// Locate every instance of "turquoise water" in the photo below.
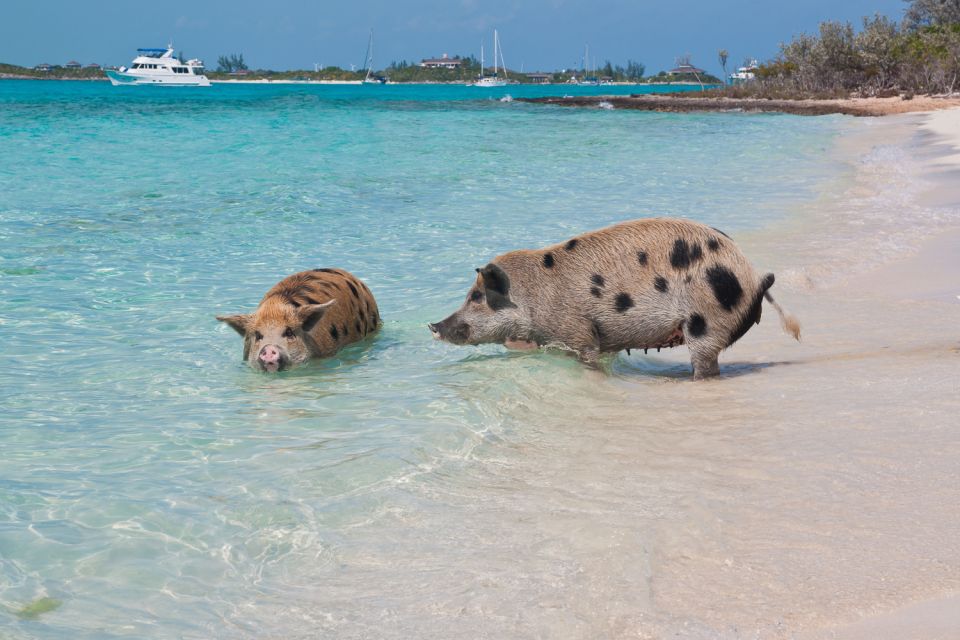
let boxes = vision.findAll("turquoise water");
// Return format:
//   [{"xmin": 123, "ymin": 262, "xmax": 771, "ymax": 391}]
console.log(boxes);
[{"xmin": 1, "ymin": 80, "xmax": 844, "ymax": 638}]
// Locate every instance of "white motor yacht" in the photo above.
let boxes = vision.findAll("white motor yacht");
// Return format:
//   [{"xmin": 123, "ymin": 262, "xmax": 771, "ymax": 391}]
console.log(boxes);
[{"xmin": 106, "ymin": 45, "xmax": 210, "ymax": 86}]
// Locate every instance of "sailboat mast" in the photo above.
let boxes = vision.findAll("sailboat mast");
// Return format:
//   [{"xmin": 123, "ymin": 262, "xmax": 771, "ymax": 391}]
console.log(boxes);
[{"xmin": 493, "ymin": 30, "xmax": 498, "ymax": 77}]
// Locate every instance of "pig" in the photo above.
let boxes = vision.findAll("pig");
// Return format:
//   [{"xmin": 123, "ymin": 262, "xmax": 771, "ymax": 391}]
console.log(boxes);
[
  {"xmin": 429, "ymin": 218, "xmax": 800, "ymax": 379},
  {"xmin": 217, "ymin": 268, "xmax": 380, "ymax": 372}
]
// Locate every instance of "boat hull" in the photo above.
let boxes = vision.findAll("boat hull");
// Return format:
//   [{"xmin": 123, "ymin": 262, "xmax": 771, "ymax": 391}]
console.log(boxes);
[{"xmin": 105, "ymin": 69, "xmax": 211, "ymax": 87}]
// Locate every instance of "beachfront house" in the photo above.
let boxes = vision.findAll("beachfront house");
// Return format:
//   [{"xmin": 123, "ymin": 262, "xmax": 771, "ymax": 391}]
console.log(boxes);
[
  {"xmin": 668, "ymin": 61, "xmax": 705, "ymax": 80},
  {"xmin": 420, "ymin": 54, "xmax": 462, "ymax": 69},
  {"xmin": 65, "ymin": 60, "xmax": 82, "ymax": 69},
  {"xmin": 527, "ymin": 73, "xmax": 551, "ymax": 84},
  {"xmin": 34, "ymin": 63, "xmax": 53, "ymax": 72},
  {"xmin": 85, "ymin": 63, "xmax": 102, "ymax": 70}
]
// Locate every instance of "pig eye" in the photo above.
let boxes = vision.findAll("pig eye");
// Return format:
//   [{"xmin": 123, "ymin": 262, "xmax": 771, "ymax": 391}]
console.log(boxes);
[
  {"xmin": 283, "ymin": 327, "xmax": 295, "ymax": 339},
  {"xmin": 254, "ymin": 331, "xmax": 263, "ymax": 341},
  {"xmin": 469, "ymin": 290, "xmax": 483, "ymax": 302}
]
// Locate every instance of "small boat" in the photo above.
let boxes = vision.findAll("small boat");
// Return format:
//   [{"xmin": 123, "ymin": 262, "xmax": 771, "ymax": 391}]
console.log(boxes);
[
  {"xmin": 106, "ymin": 44, "xmax": 210, "ymax": 86},
  {"xmin": 362, "ymin": 29, "xmax": 387, "ymax": 84},
  {"xmin": 473, "ymin": 30, "xmax": 508, "ymax": 87}
]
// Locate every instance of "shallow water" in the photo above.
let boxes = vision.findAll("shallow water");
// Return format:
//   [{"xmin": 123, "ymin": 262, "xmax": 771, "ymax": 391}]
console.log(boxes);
[{"xmin": 1, "ymin": 81, "xmax": 958, "ymax": 638}]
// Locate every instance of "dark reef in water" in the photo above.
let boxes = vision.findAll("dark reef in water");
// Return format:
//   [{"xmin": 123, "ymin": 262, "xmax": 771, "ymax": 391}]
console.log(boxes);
[{"xmin": 516, "ymin": 94, "xmax": 960, "ymax": 117}]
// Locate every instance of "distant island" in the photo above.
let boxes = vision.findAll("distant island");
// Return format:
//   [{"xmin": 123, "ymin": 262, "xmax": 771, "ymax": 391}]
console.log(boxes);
[{"xmin": 0, "ymin": 54, "xmax": 723, "ymax": 86}]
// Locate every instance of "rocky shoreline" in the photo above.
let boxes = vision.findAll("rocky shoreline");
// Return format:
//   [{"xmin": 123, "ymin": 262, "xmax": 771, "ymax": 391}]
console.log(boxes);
[{"xmin": 517, "ymin": 94, "xmax": 960, "ymax": 117}]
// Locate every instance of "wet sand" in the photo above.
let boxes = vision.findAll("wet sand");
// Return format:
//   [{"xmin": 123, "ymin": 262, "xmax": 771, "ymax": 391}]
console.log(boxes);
[{"xmin": 519, "ymin": 94, "xmax": 960, "ymax": 117}]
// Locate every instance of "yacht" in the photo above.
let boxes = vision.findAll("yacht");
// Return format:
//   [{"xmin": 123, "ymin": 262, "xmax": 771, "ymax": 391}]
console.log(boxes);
[
  {"xmin": 730, "ymin": 59, "xmax": 759, "ymax": 84},
  {"xmin": 106, "ymin": 45, "xmax": 210, "ymax": 86},
  {"xmin": 473, "ymin": 30, "xmax": 508, "ymax": 87},
  {"xmin": 361, "ymin": 29, "xmax": 388, "ymax": 84}
]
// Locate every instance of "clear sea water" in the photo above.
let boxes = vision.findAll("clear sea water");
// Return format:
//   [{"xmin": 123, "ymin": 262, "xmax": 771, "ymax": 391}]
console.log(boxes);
[{"xmin": 0, "ymin": 80, "xmax": 852, "ymax": 638}]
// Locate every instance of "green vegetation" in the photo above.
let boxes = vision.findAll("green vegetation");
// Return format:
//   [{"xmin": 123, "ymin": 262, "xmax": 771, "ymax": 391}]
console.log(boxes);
[
  {"xmin": 0, "ymin": 62, "xmax": 104, "ymax": 79},
  {"xmin": 383, "ymin": 56, "xmax": 478, "ymax": 83},
  {"xmin": 15, "ymin": 597, "xmax": 62, "ymax": 620},
  {"xmin": 205, "ymin": 66, "xmax": 366, "ymax": 81},
  {"xmin": 216, "ymin": 53, "xmax": 248, "ymax": 73},
  {"xmin": 717, "ymin": 0, "xmax": 960, "ymax": 97}
]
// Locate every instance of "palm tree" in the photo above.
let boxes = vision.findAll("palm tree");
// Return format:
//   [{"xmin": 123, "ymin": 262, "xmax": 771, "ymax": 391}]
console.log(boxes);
[{"xmin": 718, "ymin": 49, "xmax": 729, "ymax": 85}]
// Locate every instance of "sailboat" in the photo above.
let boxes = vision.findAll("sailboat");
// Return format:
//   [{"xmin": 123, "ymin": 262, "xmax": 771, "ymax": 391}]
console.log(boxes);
[
  {"xmin": 473, "ymin": 30, "xmax": 508, "ymax": 87},
  {"xmin": 362, "ymin": 29, "xmax": 387, "ymax": 84},
  {"xmin": 580, "ymin": 44, "xmax": 599, "ymax": 86}
]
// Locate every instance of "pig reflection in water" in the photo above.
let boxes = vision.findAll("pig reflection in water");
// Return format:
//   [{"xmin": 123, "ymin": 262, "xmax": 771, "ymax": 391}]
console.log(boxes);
[
  {"xmin": 218, "ymin": 269, "xmax": 380, "ymax": 372},
  {"xmin": 429, "ymin": 218, "xmax": 800, "ymax": 379}
]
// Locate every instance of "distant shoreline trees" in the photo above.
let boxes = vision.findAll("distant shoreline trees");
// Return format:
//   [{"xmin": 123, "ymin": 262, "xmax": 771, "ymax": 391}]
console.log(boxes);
[
  {"xmin": 728, "ymin": 0, "xmax": 960, "ymax": 96},
  {"xmin": 216, "ymin": 54, "xmax": 248, "ymax": 73}
]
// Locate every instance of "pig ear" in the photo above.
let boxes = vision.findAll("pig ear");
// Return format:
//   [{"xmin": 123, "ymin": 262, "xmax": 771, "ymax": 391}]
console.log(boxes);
[
  {"xmin": 479, "ymin": 263, "xmax": 510, "ymax": 296},
  {"xmin": 216, "ymin": 314, "xmax": 251, "ymax": 336},
  {"xmin": 478, "ymin": 263, "xmax": 515, "ymax": 310},
  {"xmin": 298, "ymin": 300, "xmax": 336, "ymax": 333}
]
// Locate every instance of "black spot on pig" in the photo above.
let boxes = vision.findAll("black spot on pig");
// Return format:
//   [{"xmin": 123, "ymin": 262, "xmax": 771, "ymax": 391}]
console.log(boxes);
[
  {"xmin": 329, "ymin": 325, "xmax": 339, "ymax": 341},
  {"xmin": 727, "ymin": 292, "xmax": 763, "ymax": 348},
  {"xmin": 543, "ymin": 253, "xmax": 555, "ymax": 268},
  {"xmin": 654, "ymin": 276, "xmax": 668, "ymax": 293},
  {"xmin": 590, "ymin": 287, "xmax": 602, "ymax": 298},
  {"xmin": 591, "ymin": 274, "xmax": 605, "ymax": 286},
  {"xmin": 565, "ymin": 238, "xmax": 579, "ymax": 251},
  {"xmin": 708, "ymin": 237, "xmax": 721, "ymax": 252},
  {"xmin": 614, "ymin": 293, "xmax": 634, "ymax": 312},
  {"xmin": 706, "ymin": 265, "xmax": 744, "ymax": 311},
  {"xmin": 637, "ymin": 251, "xmax": 648, "ymax": 266},
  {"xmin": 469, "ymin": 289, "xmax": 483, "ymax": 302},
  {"xmin": 689, "ymin": 243, "xmax": 703, "ymax": 263},
  {"xmin": 671, "ymin": 239, "xmax": 692, "ymax": 269},
  {"xmin": 688, "ymin": 313, "xmax": 707, "ymax": 338}
]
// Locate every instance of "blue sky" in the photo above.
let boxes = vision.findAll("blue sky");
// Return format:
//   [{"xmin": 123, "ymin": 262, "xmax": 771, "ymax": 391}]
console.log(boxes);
[{"xmin": 2, "ymin": 0, "xmax": 908, "ymax": 73}]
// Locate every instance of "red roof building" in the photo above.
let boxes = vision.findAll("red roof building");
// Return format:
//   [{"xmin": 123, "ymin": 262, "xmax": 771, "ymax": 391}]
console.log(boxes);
[{"xmin": 420, "ymin": 54, "xmax": 462, "ymax": 69}]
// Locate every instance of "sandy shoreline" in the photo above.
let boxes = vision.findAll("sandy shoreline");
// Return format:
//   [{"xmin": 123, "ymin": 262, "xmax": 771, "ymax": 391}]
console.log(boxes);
[
  {"xmin": 519, "ymin": 93, "xmax": 960, "ymax": 116},
  {"xmin": 725, "ymin": 110, "xmax": 960, "ymax": 637},
  {"xmin": 802, "ymin": 111, "xmax": 960, "ymax": 636}
]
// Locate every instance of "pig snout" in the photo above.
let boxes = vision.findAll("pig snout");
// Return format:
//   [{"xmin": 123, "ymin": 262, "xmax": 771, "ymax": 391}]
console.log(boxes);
[
  {"xmin": 257, "ymin": 344, "xmax": 286, "ymax": 372},
  {"xmin": 428, "ymin": 316, "xmax": 470, "ymax": 344}
]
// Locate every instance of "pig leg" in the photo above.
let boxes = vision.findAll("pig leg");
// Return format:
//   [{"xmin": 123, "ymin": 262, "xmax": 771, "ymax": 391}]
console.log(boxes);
[
  {"xmin": 683, "ymin": 315, "xmax": 721, "ymax": 379},
  {"xmin": 570, "ymin": 321, "xmax": 604, "ymax": 367},
  {"xmin": 690, "ymin": 350, "xmax": 720, "ymax": 379}
]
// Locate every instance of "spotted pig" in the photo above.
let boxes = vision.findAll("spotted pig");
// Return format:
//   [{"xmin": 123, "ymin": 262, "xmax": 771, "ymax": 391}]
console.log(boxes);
[
  {"xmin": 217, "ymin": 268, "xmax": 380, "ymax": 372},
  {"xmin": 429, "ymin": 218, "xmax": 800, "ymax": 379}
]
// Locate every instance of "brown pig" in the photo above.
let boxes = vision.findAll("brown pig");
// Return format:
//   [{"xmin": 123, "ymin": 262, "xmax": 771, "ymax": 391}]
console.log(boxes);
[
  {"xmin": 217, "ymin": 269, "xmax": 380, "ymax": 372},
  {"xmin": 429, "ymin": 218, "xmax": 800, "ymax": 379}
]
